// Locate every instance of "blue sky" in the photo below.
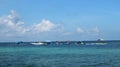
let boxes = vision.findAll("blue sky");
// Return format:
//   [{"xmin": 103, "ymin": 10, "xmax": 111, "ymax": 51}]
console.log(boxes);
[{"xmin": 0, "ymin": 0, "xmax": 120, "ymax": 42}]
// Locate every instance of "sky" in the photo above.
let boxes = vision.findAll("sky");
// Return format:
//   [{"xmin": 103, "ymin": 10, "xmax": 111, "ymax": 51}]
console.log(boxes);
[{"xmin": 0, "ymin": 0, "xmax": 120, "ymax": 42}]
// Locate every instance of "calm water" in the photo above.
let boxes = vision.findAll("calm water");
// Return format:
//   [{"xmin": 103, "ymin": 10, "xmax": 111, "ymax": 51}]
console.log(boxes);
[{"xmin": 0, "ymin": 43, "xmax": 120, "ymax": 67}]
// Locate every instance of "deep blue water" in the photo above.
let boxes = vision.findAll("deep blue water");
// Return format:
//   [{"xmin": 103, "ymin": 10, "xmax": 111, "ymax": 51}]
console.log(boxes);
[{"xmin": 0, "ymin": 43, "xmax": 120, "ymax": 67}]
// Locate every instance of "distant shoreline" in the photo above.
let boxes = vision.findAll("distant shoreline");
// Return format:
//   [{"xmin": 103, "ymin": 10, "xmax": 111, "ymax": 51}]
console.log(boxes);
[
  {"xmin": 0, "ymin": 40, "xmax": 120, "ymax": 46},
  {"xmin": 0, "ymin": 40, "xmax": 120, "ymax": 43}
]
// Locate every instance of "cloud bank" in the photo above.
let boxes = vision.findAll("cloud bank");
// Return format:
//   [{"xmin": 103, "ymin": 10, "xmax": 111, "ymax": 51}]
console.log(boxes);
[
  {"xmin": 0, "ymin": 10, "xmax": 102, "ymax": 41},
  {"xmin": 0, "ymin": 10, "xmax": 63, "ymax": 36}
]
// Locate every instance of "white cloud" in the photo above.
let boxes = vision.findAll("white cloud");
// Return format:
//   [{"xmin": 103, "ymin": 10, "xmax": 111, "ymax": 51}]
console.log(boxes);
[
  {"xmin": 76, "ymin": 27, "xmax": 101, "ymax": 34},
  {"xmin": 0, "ymin": 10, "xmax": 28, "ymax": 36},
  {"xmin": 0, "ymin": 10, "xmax": 104, "ymax": 41},
  {"xmin": 33, "ymin": 19, "xmax": 63, "ymax": 32},
  {"xmin": 76, "ymin": 27, "xmax": 84, "ymax": 33},
  {"xmin": 0, "ymin": 10, "xmax": 63, "ymax": 38}
]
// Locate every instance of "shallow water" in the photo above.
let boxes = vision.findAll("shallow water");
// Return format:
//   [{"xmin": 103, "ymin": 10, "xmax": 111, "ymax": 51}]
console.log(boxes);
[{"xmin": 0, "ymin": 43, "xmax": 120, "ymax": 67}]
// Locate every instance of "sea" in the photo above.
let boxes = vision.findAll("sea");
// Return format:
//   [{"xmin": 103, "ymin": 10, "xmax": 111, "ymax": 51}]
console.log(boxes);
[{"xmin": 0, "ymin": 42, "xmax": 120, "ymax": 67}]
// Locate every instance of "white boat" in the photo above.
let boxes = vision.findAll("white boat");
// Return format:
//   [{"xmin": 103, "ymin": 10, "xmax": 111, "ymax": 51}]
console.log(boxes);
[{"xmin": 31, "ymin": 42, "xmax": 44, "ymax": 45}]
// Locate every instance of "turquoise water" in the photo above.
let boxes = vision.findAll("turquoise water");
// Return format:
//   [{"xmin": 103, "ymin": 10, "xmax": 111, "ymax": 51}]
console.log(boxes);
[{"xmin": 0, "ymin": 44, "xmax": 120, "ymax": 67}]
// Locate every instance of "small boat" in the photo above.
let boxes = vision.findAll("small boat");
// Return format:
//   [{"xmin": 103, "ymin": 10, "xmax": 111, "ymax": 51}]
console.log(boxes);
[
  {"xmin": 17, "ymin": 41, "xmax": 24, "ymax": 45},
  {"xmin": 31, "ymin": 42, "xmax": 44, "ymax": 45}
]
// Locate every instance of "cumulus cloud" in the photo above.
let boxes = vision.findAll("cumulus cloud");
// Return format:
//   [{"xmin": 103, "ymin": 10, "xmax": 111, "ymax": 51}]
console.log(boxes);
[
  {"xmin": 0, "ymin": 10, "xmax": 28, "ymax": 37},
  {"xmin": 33, "ymin": 19, "xmax": 63, "ymax": 32},
  {"xmin": 0, "ymin": 10, "xmax": 63, "ymax": 38}
]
